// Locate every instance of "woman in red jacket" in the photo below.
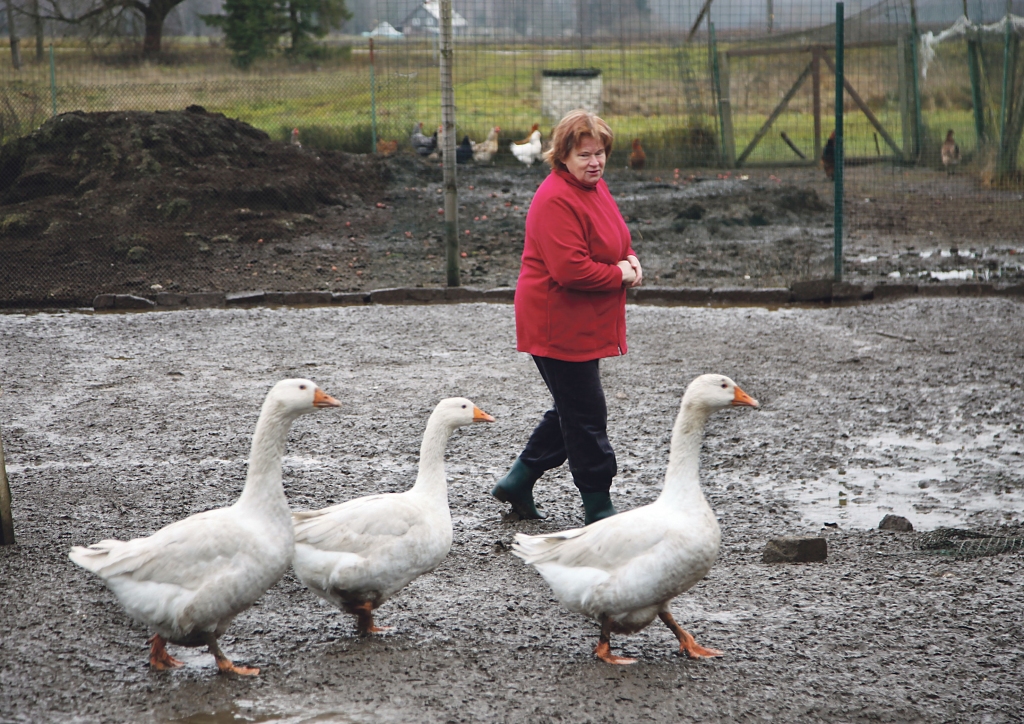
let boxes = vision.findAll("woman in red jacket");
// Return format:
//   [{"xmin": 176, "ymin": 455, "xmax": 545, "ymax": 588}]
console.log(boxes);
[{"xmin": 492, "ymin": 110, "xmax": 642, "ymax": 525}]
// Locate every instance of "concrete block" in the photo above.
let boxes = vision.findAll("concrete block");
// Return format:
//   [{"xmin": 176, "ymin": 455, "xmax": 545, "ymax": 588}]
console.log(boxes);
[
  {"xmin": 264, "ymin": 292, "xmax": 286, "ymax": 304},
  {"xmin": 332, "ymin": 292, "xmax": 368, "ymax": 306},
  {"xmin": 156, "ymin": 292, "xmax": 187, "ymax": 307},
  {"xmin": 872, "ymin": 283, "xmax": 918, "ymax": 300},
  {"xmin": 632, "ymin": 287, "xmax": 712, "ymax": 305},
  {"xmin": 791, "ymin": 279, "xmax": 833, "ymax": 302},
  {"xmin": 186, "ymin": 292, "xmax": 225, "ymax": 308},
  {"xmin": 482, "ymin": 287, "xmax": 515, "ymax": 302},
  {"xmin": 917, "ymin": 285, "xmax": 959, "ymax": 297},
  {"xmin": 445, "ymin": 286, "xmax": 486, "ymax": 302},
  {"xmin": 762, "ymin": 536, "xmax": 828, "ymax": 563},
  {"xmin": 711, "ymin": 287, "xmax": 793, "ymax": 305},
  {"xmin": 226, "ymin": 291, "xmax": 266, "ymax": 305},
  {"xmin": 403, "ymin": 288, "xmax": 446, "ymax": 303},
  {"xmin": 282, "ymin": 291, "xmax": 332, "ymax": 306},
  {"xmin": 997, "ymin": 284, "xmax": 1024, "ymax": 297},
  {"xmin": 831, "ymin": 282, "xmax": 871, "ymax": 301},
  {"xmin": 369, "ymin": 288, "xmax": 409, "ymax": 304},
  {"xmin": 113, "ymin": 294, "xmax": 156, "ymax": 310},
  {"xmin": 93, "ymin": 294, "xmax": 116, "ymax": 310},
  {"xmin": 958, "ymin": 283, "xmax": 994, "ymax": 297}
]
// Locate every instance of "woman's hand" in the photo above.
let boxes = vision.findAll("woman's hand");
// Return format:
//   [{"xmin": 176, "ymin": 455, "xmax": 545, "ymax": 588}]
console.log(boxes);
[
  {"xmin": 626, "ymin": 255, "xmax": 643, "ymax": 287},
  {"xmin": 617, "ymin": 260, "xmax": 637, "ymax": 285}
]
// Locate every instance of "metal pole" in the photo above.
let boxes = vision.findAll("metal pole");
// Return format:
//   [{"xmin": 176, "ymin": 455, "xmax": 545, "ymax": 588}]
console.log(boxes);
[
  {"xmin": 49, "ymin": 44, "xmax": 57, "ymax": 116},
  {"xmin": 834, "ymin": 2, "xmax": 844, "ymax": 283},
  {"xmin": 963, "ymin": 0, "xmax": 986, "ymax": 144},
  {"xmin": 0, "ymin": 423, "xmax": 14, "ymax": 546},
  {"xmin": 909, "ymin": 0, "xmax": 922, "ymax": 159},
  {"xmin": 999, "ymin": 2, "xmax": 1012, "ymax": 151},
  {"xmin": 439, "ymin": 0, "xmax": 459, "ymax": 287},
  {"xmin": 369, "ymin": 39, "xmax": 377, "ymax": 154}
]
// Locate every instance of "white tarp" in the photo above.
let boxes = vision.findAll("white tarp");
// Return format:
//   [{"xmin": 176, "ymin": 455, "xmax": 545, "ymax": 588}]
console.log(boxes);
[{"xmin": 920, "ymin": 13, "xmax": 1024, "ymax": 78}]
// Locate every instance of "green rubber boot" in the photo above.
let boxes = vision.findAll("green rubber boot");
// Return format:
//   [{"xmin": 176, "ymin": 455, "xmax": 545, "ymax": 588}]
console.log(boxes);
[
  {"xmin": 491, "ymin": 458, "xmax": 547, "ymax": 519},
  {"xmin": 581, "ymin": 490, "xmax": 617, "ymax": 525}
]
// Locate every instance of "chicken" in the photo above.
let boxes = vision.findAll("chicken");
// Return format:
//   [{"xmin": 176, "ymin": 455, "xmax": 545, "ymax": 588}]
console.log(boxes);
[
  {"xmin": 456, "ymin": 135, "xmax": 473, "ymax": 164},
  {"xmin": 941, "ymin": 129, "xmax": 960, "ymax": 172},
  {"xmin": 376, "ymin": 139, "xmax": 399, "ymax": 156},
  {"xmin": 822, "ymin": 130, "xmax": 836, "ymax": 181},
  {"xmin": 628, "ymin": 138, "xmax": 646, "ymax": 170},
  {"xmin": 429, "ymin": 125, "xmax": 445, "ymax": 160},
  {"xmin": 511, "ymin": 130, "xmax": 543, "ymax": 166},
  {"xmin": 515, "ymin": 123, "xmax": 540, "ymax": 145},
  {"xmin": 471, "ymin": 126, "xmax": 500, "ymax": 163},
  {"xmin": 290, "ymin": 128, "xmax": 301, "ymax": 148},
  {"xmin": 411, "ymin": 122, "xmax": 437, "ymax": 156}
]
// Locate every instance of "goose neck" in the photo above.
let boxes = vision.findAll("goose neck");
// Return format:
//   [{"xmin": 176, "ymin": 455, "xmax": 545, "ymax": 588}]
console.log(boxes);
[
  {"xmin": 411, "ymin": 415, "xmax": 455, "ymax": 500},
  {"xmin": 236, "ymin": 401, "xmax": 294, "ymax": 513},
  {"xmin": 659, "ymin": 399, "xmax": 711, "ymax": 508}
]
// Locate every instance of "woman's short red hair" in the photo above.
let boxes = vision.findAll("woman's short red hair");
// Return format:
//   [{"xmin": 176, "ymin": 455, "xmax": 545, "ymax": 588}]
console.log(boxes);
[{"xmin": 543, "ymin": 109, "xmax": 614, "ymax": 170}]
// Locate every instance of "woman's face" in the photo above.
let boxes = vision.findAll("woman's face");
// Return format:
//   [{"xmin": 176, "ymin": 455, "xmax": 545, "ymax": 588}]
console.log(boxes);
[{"xmin": 564, "ymin": 135, "xmax": 607, "ymax": 186}]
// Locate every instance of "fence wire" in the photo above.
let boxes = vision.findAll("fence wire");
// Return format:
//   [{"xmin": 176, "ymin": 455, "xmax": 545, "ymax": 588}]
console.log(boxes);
[{"xmin": 1, "ymin": 0, "xmax": 1022, "ymax": 305}]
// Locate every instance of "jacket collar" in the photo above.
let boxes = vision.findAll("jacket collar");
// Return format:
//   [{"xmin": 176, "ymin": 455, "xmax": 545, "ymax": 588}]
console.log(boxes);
[{"xmin": 554, "ymin": 168, "xmax": 600, "ymax": 192}]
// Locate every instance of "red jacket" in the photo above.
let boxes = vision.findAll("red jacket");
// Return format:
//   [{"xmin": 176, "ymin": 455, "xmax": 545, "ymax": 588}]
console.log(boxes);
[{"xmin": 515, "ymin": 169, "xmax": 636, "ymax": 362}]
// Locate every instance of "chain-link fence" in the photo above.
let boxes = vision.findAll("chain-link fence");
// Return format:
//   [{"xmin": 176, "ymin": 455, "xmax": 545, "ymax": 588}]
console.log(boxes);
[{"xmin": 1, "ymin": 0, "xmax": 1022, "ymax": 305}]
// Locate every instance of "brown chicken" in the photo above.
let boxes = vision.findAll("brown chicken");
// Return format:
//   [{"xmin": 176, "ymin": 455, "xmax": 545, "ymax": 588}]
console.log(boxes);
[
  {"xmin": 628, "ymin": 138, "xmax": 646, "ymax": 170},
  {"xmin": 822, "ymin": 130, "xmax": 836, "ymax": 180},
  {"xmin": 376, "ymin": 139, "xmax": 399, "ymax": 156},
  {"xmin": 941, "ymin": 129, "xmax": 961, "ymax": 172}
]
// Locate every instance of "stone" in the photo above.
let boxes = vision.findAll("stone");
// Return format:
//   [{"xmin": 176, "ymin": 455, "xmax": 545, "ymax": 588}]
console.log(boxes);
[
  {"xmin": 917, "ymin": 285, "xmax": 959, "ymax": 297},
  {"xmin": 710, "ymin": 287, "xmax": 792, "ymax": 305},
  {"xmin": 957, "ymin": 283, "xmax": 994, "ymax": 297},
  {"xmin": 185, "ymin": 292, "xmax": 225, "ymax": 308},
  {"xmin": 93, "ymin": 294, "xmax": 115, "ymax": 310},
  {"xmin": 762, "ymin": 536, "xmax": 828, "ymax": 563},
  {"xmin": 878, "ymin": 514, "xmax": 914, "ymax": 532},
  {"xmin": 997, "ymin": 284, "xmax": 1024, "ymax": 297},
  {"xmin": 632, "ymin": 287, "xmax": 712, "ymax": 305},
  {"xmin": 482, "ymin": 287, "xmax": 515, "ymax": 302},
  {"xmin": 790, "ymin": 279, "xmax": 832, "ymax": 302},
  {"xmin": 445, "ymin": 287, "xmax": 486, "ymax": 302},
  {"xmin": 282, "ymin": 291, "xmax": 332, "ymax": 306},
  {"xmin": 155, "ymin": 292, "xmax": 187, "ymax": 307},
  {"xmin": 113, "ymin": 294, "xmax": 156, "ymax": 310},
  {"xmin": 368, "ymin": 287, "xmax": 409, "ymax": 304},
  {"xmin": 872, "ymin": 283, "xmax": 918, "ymax": 300},
  {"xmin": 264, "ymin": 292, "xmax": 286, "ymax": 305}
]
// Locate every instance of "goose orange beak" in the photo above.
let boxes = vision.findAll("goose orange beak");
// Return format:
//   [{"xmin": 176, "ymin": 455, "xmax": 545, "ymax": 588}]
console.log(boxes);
[
  {"xmin": 313, "ymin": 389, "xmax": 341, "ymax": 408},
  {"xmin": 473, "ymin": 406, "xmax": 495, "ymax": 422},
  {"xmin": 732, "ymin": 385, "xmax": 758, "ymax": 408}
]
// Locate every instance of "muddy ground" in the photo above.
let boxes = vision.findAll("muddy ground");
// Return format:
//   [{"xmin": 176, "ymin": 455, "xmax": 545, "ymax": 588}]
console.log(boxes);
[
  {"xmin": 1, "ymin": 297, "xmax": 1022, "ymax": 723},
  {"xmin": 1, "ymin": 110, "xmax": 1022, "ymax": 308}
]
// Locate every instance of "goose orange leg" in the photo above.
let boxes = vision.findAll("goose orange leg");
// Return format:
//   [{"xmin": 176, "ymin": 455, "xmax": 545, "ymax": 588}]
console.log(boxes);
[
  {"xmin": 347, "ymin": 601, "xmax": 392, "ymax": 635},
  {"xmin": 594, "ymin": 618, "xmax": 637, "ymax": 665},
  {"xmin": 205, "ymin": 634, "xmax": 259, "ymax": 676},
  {"xmin": 148, "ymin": 634, "xmax": 184, "ymax": 670},
  {"xmin": 659, "ymin": 611, "xmax": 722, "ymax": 659}
]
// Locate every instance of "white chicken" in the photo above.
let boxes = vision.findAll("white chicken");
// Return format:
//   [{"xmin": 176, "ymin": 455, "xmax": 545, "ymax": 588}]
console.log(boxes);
[
  {"xmin": 471, "ymin": 126, "xmax": 500, "ymax": 163},
  {"xmin": 511, "ymin": 130, "xmax": 543, "ymax": 166}
]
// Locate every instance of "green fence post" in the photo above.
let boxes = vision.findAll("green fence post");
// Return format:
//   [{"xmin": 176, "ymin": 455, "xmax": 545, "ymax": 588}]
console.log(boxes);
[
  {"xmin": 709, "ymin": 22, "xmax": 727, "ymax": 164},
  {"xmin": 0, "ymin": 422, "xmax": 14, "ymax": 546},
  {"xmin": 909, "ymin": 0, "xmax": 923, "ymax": 159},
  {"xmin": 834, "ymin": 2, "xmax": 844, "ymax": 283},
  {"xmin": 49, "ymin": 44, "xmax": 56, "ymax": 116},
  {"xmin": 369, "ymin": 38, "xmax": 378, "ymax": 154},
  {"xmin": 998, "ymin": 5, "xmax": 1013, "ymax": 165}
]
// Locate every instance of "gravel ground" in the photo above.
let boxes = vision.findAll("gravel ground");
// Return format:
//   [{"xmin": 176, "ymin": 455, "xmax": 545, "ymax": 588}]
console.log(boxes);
[{"xmin": 1, "ymin": 297, "xmax": 1022, "ymax": 723}]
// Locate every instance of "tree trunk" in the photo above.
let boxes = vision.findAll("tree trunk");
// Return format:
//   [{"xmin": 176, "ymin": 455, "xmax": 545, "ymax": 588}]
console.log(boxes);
[
  {"xmin": 32, "ymin": 0, "xmax": 43, "ymax": 61},
  {"xmin": 5, "ymin": 0, "xmax": 21, "ymax": 69},
  {"xmin": 141, "ymin": 0, "xmax": 187, "ymax": 56}
]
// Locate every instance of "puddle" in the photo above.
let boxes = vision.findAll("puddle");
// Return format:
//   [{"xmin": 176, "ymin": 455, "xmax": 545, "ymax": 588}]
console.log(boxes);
[
  {"xmin": 767, "ymin": 428, "xmax": 1024, "ymax": 530},
  {"xmin": 170, "ymin": 697, "xmax": 392, "ymax": 724}
]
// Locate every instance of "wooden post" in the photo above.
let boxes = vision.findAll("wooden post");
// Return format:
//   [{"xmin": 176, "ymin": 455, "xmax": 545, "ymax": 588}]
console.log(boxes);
[
  {"xmin": 812, "ymin": 47, "xmax": 822, "ymax": 162},
  {"xmin": 897, "ymin": 34, "xmax": 916, "ymax": 161},
  {"xmin": 0, "ymin": 424, "xmax": 14, "ymax": 546},
  {"xmin": 439, "ymin": 0, "xmax": 460, "ymax": 288},
  {"xmin": 718, "ymin": 52, "xmax": 736, "ymax": 167},
  {"xmin": 909, "ymin": 0, "xmax": 923, "ymax": 160},
  {"xmin": 834, "ymin": 2, "xmax": 844, "ymax": 283}
]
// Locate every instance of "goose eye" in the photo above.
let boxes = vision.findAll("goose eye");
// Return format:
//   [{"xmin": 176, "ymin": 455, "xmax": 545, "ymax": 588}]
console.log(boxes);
[
  {"xmin": 299, "ymin": 385, "xmax": 307, "ymax": 390},
  {"xmin": 721, "ymin": 383, "xmax": 727, "ymax": 389},
  {"xmin": 461, "ymin": 404, "xmax": 467, "ymax": 409}
]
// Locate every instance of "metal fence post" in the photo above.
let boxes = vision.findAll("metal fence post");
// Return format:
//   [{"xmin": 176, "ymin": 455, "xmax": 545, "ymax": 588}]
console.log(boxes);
[
  {"xmin": 909, "ymin": 0, "xmax": 923, "ymax": 159},
  {"xmin": 834, "ymin": 2, "xmax": 844, "ymax": 283},
  {"xmin": 0, "ymin": 422, "xmax": 14, "ymax": 546},
  {"xmin": 49, "ymin": 44, "xmax": 57, "ymax": 116},
  {"xmin": 439, "ymin": 0, "xmax": 459, "ymax": 288},
  {"xmin": 369, "ymin": 39, "xmax": 378, "ymax": 154}
]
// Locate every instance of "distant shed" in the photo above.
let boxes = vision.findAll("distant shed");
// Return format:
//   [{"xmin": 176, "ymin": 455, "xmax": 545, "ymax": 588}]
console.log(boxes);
[
  {"xmin": 541, "ymin": 69, "xmax": 603, "ymax": 121},
  {"xmin": 399, "ymin": 1, "xmax": 469, "ymax": 36}
]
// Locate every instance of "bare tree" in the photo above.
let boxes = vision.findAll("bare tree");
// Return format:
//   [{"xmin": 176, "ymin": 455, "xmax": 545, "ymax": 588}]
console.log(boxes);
[
  {"xmin": 6, "ymin": 0, "xmax": 22, "ymax": 68},
  {"xmin": 41, "ymin": 0, "xmax": 188, "ymax": 55}
]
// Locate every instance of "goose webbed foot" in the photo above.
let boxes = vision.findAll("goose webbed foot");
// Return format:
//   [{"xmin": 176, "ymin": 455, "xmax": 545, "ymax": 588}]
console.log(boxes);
[
  {"xmin": 594, "ymin": 618, "xmax": 637, "ymax": 665},
  {"xmin": 350, "ymin": 601, "xmax": 393, "ymax": 636},
  {"xmin": 659, "ymin": 611, "xmax": 722, "ymax": 659},
  {"xmin": 205, "ymin": 634, "xmax": 259, "ymax": 676},
  {"xmin": 147, "ymin": 634, "xmax": 184, "ymax": 670}
]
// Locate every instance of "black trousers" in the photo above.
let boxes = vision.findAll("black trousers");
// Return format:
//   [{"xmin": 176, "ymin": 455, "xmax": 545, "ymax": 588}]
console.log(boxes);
[{"xmin": 518, "ymin": 355, "xmax": 617, "ymax": 494}]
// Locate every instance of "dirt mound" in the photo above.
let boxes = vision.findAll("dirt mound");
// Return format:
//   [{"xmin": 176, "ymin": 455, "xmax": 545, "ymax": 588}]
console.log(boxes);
[{"xmin": 0, "ymin": 108, "xmax": 390, "ymax": 305}]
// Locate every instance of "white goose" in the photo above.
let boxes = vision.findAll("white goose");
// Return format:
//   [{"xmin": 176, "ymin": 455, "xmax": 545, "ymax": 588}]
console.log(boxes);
[
  {"xmin": 69, "ymin": 379, "xmax": 341, "ymax": 675},
  {"xmin": 513, "ymin": 374, "xmax": 758, "ymax": 664},
  {"xmin": 292, "ymin": 397, "xmax": 494, "ymax": 634}
]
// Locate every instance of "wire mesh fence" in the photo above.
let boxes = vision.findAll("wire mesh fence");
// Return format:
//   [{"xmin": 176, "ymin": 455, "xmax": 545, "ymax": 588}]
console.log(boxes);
[{"xmin": 1, "ymin": 0, "xmax": 1022, "ymax": 306}]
